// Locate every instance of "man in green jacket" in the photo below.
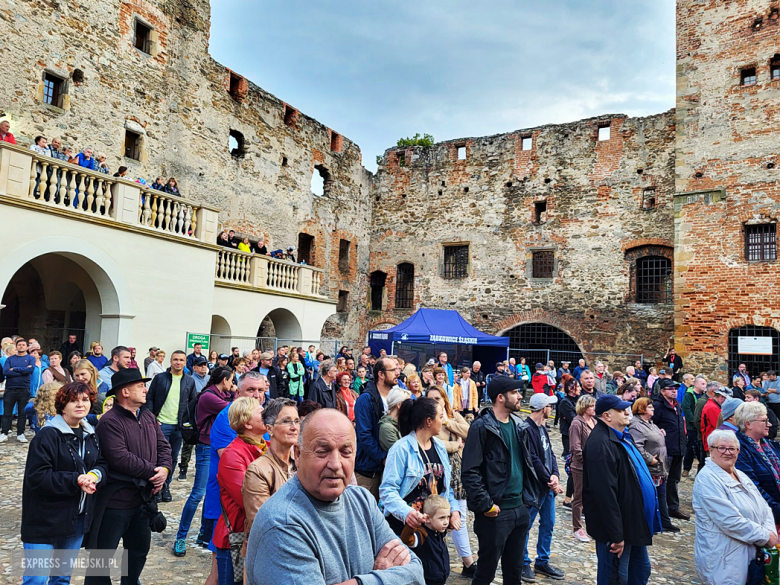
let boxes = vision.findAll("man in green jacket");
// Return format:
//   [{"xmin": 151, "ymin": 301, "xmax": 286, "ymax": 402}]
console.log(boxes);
[{"xmin": 682, "ymin": 374, "xmax": 706, "ymax": 476}]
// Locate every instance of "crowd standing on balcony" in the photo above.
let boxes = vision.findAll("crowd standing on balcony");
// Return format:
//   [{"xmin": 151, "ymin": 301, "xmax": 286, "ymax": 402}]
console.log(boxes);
[
  {"xmin": 216, "ymin": 229, "xmax": 300, "ymax": 263},
  {"xmin": 3, "ymin": 326, "xmax": 780, "ymax": 585}
]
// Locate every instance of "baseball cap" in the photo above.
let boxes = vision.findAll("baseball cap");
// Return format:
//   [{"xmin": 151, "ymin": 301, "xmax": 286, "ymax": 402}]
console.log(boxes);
[
  {"xmin": 535, "ymin": 363, "xmax": 544, "ymax": 370},
  {"xmin": 192, "ymin": 356, "xmax": 208, "ymax": 366},
  {"xmin": 714, "ymin": 386, "xmax": 733, "ymax": 398},
  {"xmin": 218, "ymin": 354, "xmax": 229, "ymax": 360},
  {"xmin": 595, "ymin": 395, "xmax": 633, "ymax": 416},
  {"xmin": 426, "ymin": 358, "xmax": 436, "ymax": 366},
  {"xmin": 259, "ymin": 352, "xmax": 273, "ymax": 360},
  {"xmin": 529, "ymin": 393, "xmax": 558, "ymax": 411},
  {"xmin": 488, "ymin": 376, "xmax": 524, "ymax": 403},
  {"xmin": 149, "ymin": 346, "xmax": 160, "ymax": 352}
]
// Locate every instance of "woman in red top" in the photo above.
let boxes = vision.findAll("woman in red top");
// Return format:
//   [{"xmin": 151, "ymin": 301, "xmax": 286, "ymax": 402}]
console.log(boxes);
[{"xmin": 215, "ymin": 397, "xmax": 266, "ymax": 585}]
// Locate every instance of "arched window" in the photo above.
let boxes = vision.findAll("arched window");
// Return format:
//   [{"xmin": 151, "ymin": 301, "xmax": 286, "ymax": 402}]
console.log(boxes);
[
  {"xmin": 625, "ymin": 245, "xmax": 673, "ymax": 304},
  {"xmin": 395, "ymin": 263, "xmax": 414, "ymax": 309},
  {"xmin": 504, "ymin": 323, "xmax": 583, "ymax": 366}
]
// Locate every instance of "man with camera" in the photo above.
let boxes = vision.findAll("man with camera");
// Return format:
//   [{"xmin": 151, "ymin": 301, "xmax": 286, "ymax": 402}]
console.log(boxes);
[{"xmin": 84, "ymin": 368, "xmax": 172, "ymax": 585}]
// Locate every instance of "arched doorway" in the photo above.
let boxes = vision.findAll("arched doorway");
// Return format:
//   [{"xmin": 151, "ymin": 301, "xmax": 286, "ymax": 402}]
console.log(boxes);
[
  {"xmin": 257, "ymin": 308, "xmax": 302, "ymax": 343},
  {"xmin": 0, "ymin": 253, "xmax": 119, "ymax": 354},
  {"xmin": 728, "ymin": 325, "xmax": 780, "ymax": 380},
  {"xmin": 210, "ymin": 315, "xmax": 232, "ymax": 356},
  {"xmin": 503, "ymin": 322, "xmax": 584, "ymax": 367}
]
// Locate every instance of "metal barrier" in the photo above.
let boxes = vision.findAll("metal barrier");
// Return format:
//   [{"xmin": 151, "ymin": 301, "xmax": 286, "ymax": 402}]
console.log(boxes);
[{"xmin": 205, "ymin": 335, "xmax": 352, "ymax": 359}]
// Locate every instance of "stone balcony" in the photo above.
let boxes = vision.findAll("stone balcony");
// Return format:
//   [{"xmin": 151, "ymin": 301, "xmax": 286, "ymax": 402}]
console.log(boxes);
[{"xmin": 0, "ymin": 141, "xmax": 327, "ymax": 300}]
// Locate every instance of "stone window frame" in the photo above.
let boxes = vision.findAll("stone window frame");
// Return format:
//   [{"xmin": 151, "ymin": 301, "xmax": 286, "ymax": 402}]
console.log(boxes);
[
  {"xmin": 624, "ymin": 244, "xmax": 674, "ymax": 304},
  {"xmin": 337, "ymin": 290, "xmax": 349, "ymax": 313},
  {"xmin": 38, "ymin": 68, "xmax": 71, "ymax": 112},
  {"xmin": 132, "ymin": 16, "xmax": 159, "ymax": 58},
  {"xmin": 122, "ymin": 119, "xmax": 148, "ymax": 163},
  {"xmin": 526, "ymin": 247, "xmax": 558, "ymax": 282},
  {"xmin": 440, "ymin": 242, "xmax": 470, "ymax": 280}
]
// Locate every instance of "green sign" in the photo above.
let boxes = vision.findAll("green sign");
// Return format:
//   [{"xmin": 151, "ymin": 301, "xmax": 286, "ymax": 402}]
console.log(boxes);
[{"xmin": 186, "ymin": 332, "xmax": 210, "ymax": 352}]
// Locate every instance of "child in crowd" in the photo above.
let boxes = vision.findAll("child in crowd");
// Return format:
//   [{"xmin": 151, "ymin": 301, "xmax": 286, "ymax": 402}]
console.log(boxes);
[{"xmin": 400, "ymin": 495, "xmax": 451, "ymax": 585}]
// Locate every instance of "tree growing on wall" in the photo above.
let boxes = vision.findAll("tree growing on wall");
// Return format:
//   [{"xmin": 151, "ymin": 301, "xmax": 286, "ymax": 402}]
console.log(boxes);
[{"xmin": 396, "ymin": 133, "xmax": 434, "ymax": 148}]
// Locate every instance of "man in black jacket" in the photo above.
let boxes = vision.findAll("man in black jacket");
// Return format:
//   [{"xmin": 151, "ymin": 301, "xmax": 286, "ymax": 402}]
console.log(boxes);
[
  {"xmin": 143, "ymin": 350, "xmax": 197, "ymax": 502},
  {"xmin": 583, "ymin": 395, "xmax": 659, "ymax": 585},
  {"xmin": 522, "ymin": 393, "xmax": 565, "ymax": 582},
  {"xmin": 59, "ymin": 333, "xmax": 80, "ymax": 359},
  {"xmin": 471, "ymin": 361, "xmax": 486, "ymax": 403},
  {"xmin": 462, "ymin": 376, "xmax": 541, "ymax": 585},
  {"xmin": 309, "ymin": 363, "xmax": 338, "ymax": 409},
  {"xmin": 252, "ymin": 352, "xmax": 282, "ymax": 398},
  {"xmin": 653, "ymin": 382, "xmax": 690, "ymax": 523}
]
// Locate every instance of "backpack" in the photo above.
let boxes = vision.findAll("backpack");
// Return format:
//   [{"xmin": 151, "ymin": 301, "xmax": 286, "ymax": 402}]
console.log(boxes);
[{"xmin": 181, "ymin": 387, "xmax": 219, "ymax": 445}]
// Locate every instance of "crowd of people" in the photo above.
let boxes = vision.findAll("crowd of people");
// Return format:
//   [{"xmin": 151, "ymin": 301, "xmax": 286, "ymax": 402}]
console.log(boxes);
[
  {"xmin": 216, "ymin": 228, "xmax": 299, "ymax": 263},
  {"xmin": 4, "ymin": 329, "xmax": 780, "ymax": 585},
  {"xmin": 1, "ymin": 120, "xmax": 183, "ymax": 195}
]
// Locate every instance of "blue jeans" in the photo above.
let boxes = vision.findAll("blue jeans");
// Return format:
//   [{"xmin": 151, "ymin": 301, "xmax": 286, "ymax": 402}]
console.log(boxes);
[
  {"xmin": 216, "ymin": 548, "xmax": 241, "ymax": 585},
  {"xmin": 523, "ymin": 491, "xmax": 555, "ymax": 566},
  {"xmin": 23, "ymin": 515, "xmax": 84, "ymax": 585},
  {"xmin": 160, "ymin": 423, "xmax": 183, "ymax": 488},
  {"xmin": 595, "ymin": 541, "xmax": 651, "ymax": 585},
  {"xmin": 176, "ymin": 443, "xmax": 210, "ymax": 539}
]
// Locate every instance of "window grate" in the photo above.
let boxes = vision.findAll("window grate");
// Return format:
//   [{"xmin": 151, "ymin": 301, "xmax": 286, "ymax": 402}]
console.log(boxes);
[
  {"xmin": 505, "ymin": 323, "xmax": 583, "ymax": 366},
  {"xmin": 636, "ymin": 256, "xmax": 672, "ymax": 304},
  {"xmin": 370, "ymin": 271, "xmax": 386, "ymax": 311},
  {"xmin": 728, "ymin": 325, "xmax": 780, "ymax": 381},
  {"xmin": 43, "ymin": 74, "xmax": 62, "ymax": 107},
  {"xmin": 745, "ymin": 223, "xmax": 777, "ymax": 262},
  {"xmin": 532, "ymin": 251, "xmax": 554, "ymax": 279},
  {"xmin": 443, "ymin": 245, "xmax": 469, "ymax": 279},
  {"xmin": 395, "ymin": 263, "xmax": 414, "ymax": 309}
]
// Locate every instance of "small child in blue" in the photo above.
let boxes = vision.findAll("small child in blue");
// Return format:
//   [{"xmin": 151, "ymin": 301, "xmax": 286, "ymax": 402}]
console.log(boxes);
[{"xmin": 400, "ymin": 495, "xmax": 451, "ymax": 585}]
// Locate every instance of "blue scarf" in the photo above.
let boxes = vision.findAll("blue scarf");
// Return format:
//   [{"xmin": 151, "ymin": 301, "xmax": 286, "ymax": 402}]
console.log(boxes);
[{"xmin": 611, "ymin": 427, "xmax": 661, "ymax": 536}]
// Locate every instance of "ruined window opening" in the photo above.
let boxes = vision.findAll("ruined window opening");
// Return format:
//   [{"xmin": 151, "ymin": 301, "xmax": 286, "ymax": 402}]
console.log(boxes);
[
  {"xmin": 228, "ymin": 71, "xmax": 245, "ymax": 100},
  {"xmin": 533, "ymin": 200, "xmax": 547, "ymax": 224},
  {"xmin": 297, "ymin": 233, "xmax": 314, "ymax": 266},
  {"xmin": 598, "ymin": 125, "xmax": 611, "ymax": 141},
  {"xmin": 369, "ymin": 271, "xmax": 387, "ymax": 311},
  {"xmin": 395, "ymin": 263, "xmax": 415, "ymax": 309},
  {"xmin": 311, "ymin": 165, "xmax": 331, "ymax": 197},
  {"xmin": 229, "ymin": 130, "xmax": 245, "ymax": 158},
  {"xmin": 771, "ymin": 56, "xmax": 780, "ymax": 81},
  {"xmin": 43, "ymin": 73, "xmax": 64, "ymax": 108},
  {"xmin": 338, "ymin": 239, "xmax": 350, "ymax": 272},
  {"xmin": 457, "ymin": 145, "xmax": 466, "ymax": 160},
  {"xmin": 642, "ymin": 187, "xmax": 656, "ymax": 210},
  {"xmin": 134, "ymin": 19, "xmax": 152, "ymax": 54},
  {"xmin": 464, "ymin": 186, "xmax": 469, "ymax": 193},
  {"xmin": 636, "ymin": 256, "xmax": 672, "ymax": 304},
  {"xmin": 443, "ymin": 245, "xmax": 469, "ymax": 279},
  {"xmin": 437, "ymin": 189, "xmax": 443, "ymax": 196},
  {"xmin": 741, "ymin": 67, "xmax": 757, "ymax": 86},
  {"xmin": 441, "ymin": 181, "xmax": 446, "ymax": 187},
  {"xmin": 521, "ymin": 136, "xmax": 533, "ymax": 151},
  {"xmin": 337, "ymin": 290, "xmax": 349, "ymax": 313},
  {"xmin": 397, "ymin": 151, "xmax": 406, "ymax": 167},
  {"xmin": 282, "ymin": 156, "xmax": 288, "ymax": 167},
  {"xmin": 532, "ymin": 251, "xmax": 555, "ymax": 279},
  {"xmin": 283, "ymin": 105, "xmax": 297, "ymax": 127},
  {"xmin": 124, "ymin": 129, "xmax": 141, "ymax": 160},
  {"xmin": 745, "ymin": 223, "xmax": 777, "ymax": 262},
  {"xmin": 72, "ymin": 69, "xmax": 84, "ymax": 84},
  {"xmin": 330, "ymin": 131, "xmax": 343, "ymax": 153}
]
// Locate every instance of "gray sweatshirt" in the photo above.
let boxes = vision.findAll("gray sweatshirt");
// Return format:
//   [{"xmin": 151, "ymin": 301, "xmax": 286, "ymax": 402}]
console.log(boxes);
[{"xmin": 246, "ymin": 475, "xmax": 425, "ymax": 585}]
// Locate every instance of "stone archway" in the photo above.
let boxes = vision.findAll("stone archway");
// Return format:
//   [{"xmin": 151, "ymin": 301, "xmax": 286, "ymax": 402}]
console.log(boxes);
[
  {"xmin": 257, "ymin": 308, "xmax": 302, "ymax": 342},
  {"xmin": 502, "ymin": 322, "xmax": 585, "ymax": 367},
  {"xmin": 210, "ymin": 315, "xmax": 232, "ymax": 355}
]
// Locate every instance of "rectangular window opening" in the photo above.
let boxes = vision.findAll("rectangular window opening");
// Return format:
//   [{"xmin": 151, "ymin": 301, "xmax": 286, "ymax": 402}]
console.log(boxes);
[
  {"xmin": 771, "ymin": 57, "xmax": 780, "ymax": 81},
  {"xmin": 532, "ymin": 251, "xmax": 555, "ymax": 279},
  {"xmin": 745, "ymin": 223, "xmax": 777, "ymax": 262},
  {"xmin": 395, "ymin": 263, "xmax": 415, "ymax": 309},
  {"xmin": 370, "ymin": 271, "xmax": 386, "ymax": 311},
  {"xmin": 598, "ymin": 125, "xmax": 611, "ymax": 141},
  {"xmin": 134, "ymin": 20, "xmax": 152, "ymax": 54},
  {"xmin": 397, "ymin": 151, "xmax": 406, "ymax": 167},
  {"xmin": 330, "ymin": 131, "xmax": 343, "ymax": 153},
  {"xmin": 43, "ymin": 73, "xmax": 64, "ymax": 108},
  {"xmin": 741, "ymin": 67, "xmax": 757, "ymax": 86},
  {"xmin": 284, "ymin": 105, "xmax": 297, "ymax": 127},
  {"xmin": 298, "ymin": 233, "xmax": 314, "ymax": 266},
  {"xmin": 521, "ymin": 136, "xmax": 533, "ymax": 151},
  {"xmin": 643, "ymin": 187, "xmax": 656, "ymax": 210},
  {"xmin": 636, "ymin": 256, "xmax": 672, "ymax": 304},
  {"xmin": 337, "ymin": 290, "xmax": 349, "ymax": 313},
  {"xmin": 124, "ymin": 129, "xmax": 141, "ymax": 161},
  {"xmin": 338, "ymin": 239, "xmax": 350, "ymax": 272},
  {"xmin": 443, "ymin": 245, "xmax": 469, "ymax": 279},
  {"xmin": 457, "ymin": 145, "xmax": 466, "ymax": 160},
  {"xmin": 533, "ymin": 200, "xmax": 547, "ymax": 224}
]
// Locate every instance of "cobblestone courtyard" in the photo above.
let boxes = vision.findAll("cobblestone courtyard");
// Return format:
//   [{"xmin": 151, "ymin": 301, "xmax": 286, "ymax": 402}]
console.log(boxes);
[{"xmin": 0, "ymin": 425, "xmax": 700, "ymax": 584}]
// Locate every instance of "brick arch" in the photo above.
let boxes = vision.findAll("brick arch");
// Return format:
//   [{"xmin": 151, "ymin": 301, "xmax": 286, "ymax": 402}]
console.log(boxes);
[
  {"xmin": 622, "ymin": 238, "xmax": 674, "ymax": 253},
  {"xmin": 494, "ymin": 310, "xmax": 591, "ymax": 353},
  {"xmin": 722, "ymin": 315, "xmax": 780, "ymax": 333}
]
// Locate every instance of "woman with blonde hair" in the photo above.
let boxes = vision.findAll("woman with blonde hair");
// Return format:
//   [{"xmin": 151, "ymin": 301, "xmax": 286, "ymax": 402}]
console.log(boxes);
[
  {"xmin": 72, "ymin": 359, "xmax": 108, "ymax": 397},
  {"xmin": 426, "ymin": 385, "xmax": 476, "ymax": 575},
  {"xmin": 406, "ymin": 374, "xmax": 423, "ymax": 399},
  {"xmin": 335, "ymin": 356, "xmax": 347, "ymax": 372},
  {"xmin": 402, "ymin": 363, "xmax": 417, "ymax": 381},
  {"xmin": 31, "ymin": 381, "xmax": 63, "ymax": 433}
]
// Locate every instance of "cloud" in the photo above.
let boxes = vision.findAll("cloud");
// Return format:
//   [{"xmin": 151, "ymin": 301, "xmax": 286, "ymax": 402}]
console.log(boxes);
[{"xmin": 210, "ymin": 0, "xmax": 676, "ymax": 171}]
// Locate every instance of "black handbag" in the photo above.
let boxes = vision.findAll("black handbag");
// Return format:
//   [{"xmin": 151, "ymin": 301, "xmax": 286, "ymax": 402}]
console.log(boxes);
[{"xmin": 747, "ymin": 547, "xmax": 767, "ymax": 585}]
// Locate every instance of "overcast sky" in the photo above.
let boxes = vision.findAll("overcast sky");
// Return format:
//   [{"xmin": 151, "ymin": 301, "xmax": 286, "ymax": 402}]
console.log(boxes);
[{"xmin": 210, "ymin": 0, "xmax": 676, "ymax": 172}]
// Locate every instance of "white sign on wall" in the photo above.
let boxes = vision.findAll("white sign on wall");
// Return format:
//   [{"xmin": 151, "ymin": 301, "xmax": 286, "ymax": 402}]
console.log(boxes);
[{"xmin": 738, "ymin": 336, "xmax": 774, "ymax": 355}]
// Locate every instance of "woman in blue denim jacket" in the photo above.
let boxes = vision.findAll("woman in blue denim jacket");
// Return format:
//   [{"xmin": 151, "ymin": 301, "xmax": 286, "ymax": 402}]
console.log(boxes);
[{"xmin": 379, "ymin": 397, "xmax": 462, "ymax": 536}]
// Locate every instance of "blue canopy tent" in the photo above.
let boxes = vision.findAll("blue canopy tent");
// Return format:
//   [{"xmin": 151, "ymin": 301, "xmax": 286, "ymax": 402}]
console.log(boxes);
[{"xmin": 368, "ymin": 308, "xmax": 509, "ymax": 373}]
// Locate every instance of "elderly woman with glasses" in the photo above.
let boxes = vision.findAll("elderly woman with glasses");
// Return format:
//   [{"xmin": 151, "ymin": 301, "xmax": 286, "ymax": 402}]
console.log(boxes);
[
  {"xmin": 733, "ymin": 400, "xmax": 780, "ymax": 524},
  {"xmin": 242, "ymin": 398, "xmax": 298, "ymax": 539},
  {"xmin": 693, "ymin": 428, "xmax": 777, "ymax": 585}
]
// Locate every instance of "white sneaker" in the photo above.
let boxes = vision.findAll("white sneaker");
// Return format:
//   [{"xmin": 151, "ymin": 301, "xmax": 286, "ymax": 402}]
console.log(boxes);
[
  {"xmin": 572, "ymin": 529, "xmax": 591, "ymax": 542},
  {"xmin": 0, "ymin": 433, "xmax": 7, "ymax": 443},
  {"xmin": 16, "ymin": 434, "xmax": 27, "ymax": 443}
]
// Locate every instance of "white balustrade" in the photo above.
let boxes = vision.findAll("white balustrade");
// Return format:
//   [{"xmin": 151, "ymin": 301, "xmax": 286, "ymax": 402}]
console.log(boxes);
[
  {"xmin": 138, "ymin": 188, "xmax": 199, "ymax": 238},
  {"xmin": 215, "ymin": 249, "xmax": 253, "ymax": 285}
]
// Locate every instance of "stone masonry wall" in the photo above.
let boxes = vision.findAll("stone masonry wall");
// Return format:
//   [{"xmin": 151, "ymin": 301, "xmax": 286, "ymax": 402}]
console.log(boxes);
[
  {"xmin": 0, "ymin": 0, "xmax": 371, "ymax": 343},
  {"xmin": 675, "ymin": 0, "xmax": 780, "ymax": 379},
  {"xmin": 368, "ymin": 112, "xmax": 677, "ymax": 362}
]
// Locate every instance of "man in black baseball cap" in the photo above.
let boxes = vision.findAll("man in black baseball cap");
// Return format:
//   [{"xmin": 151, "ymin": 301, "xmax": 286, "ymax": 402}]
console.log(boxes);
[{"xmin": 462, "ymin": 375, "xmax": 541, "ymax": 585}]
